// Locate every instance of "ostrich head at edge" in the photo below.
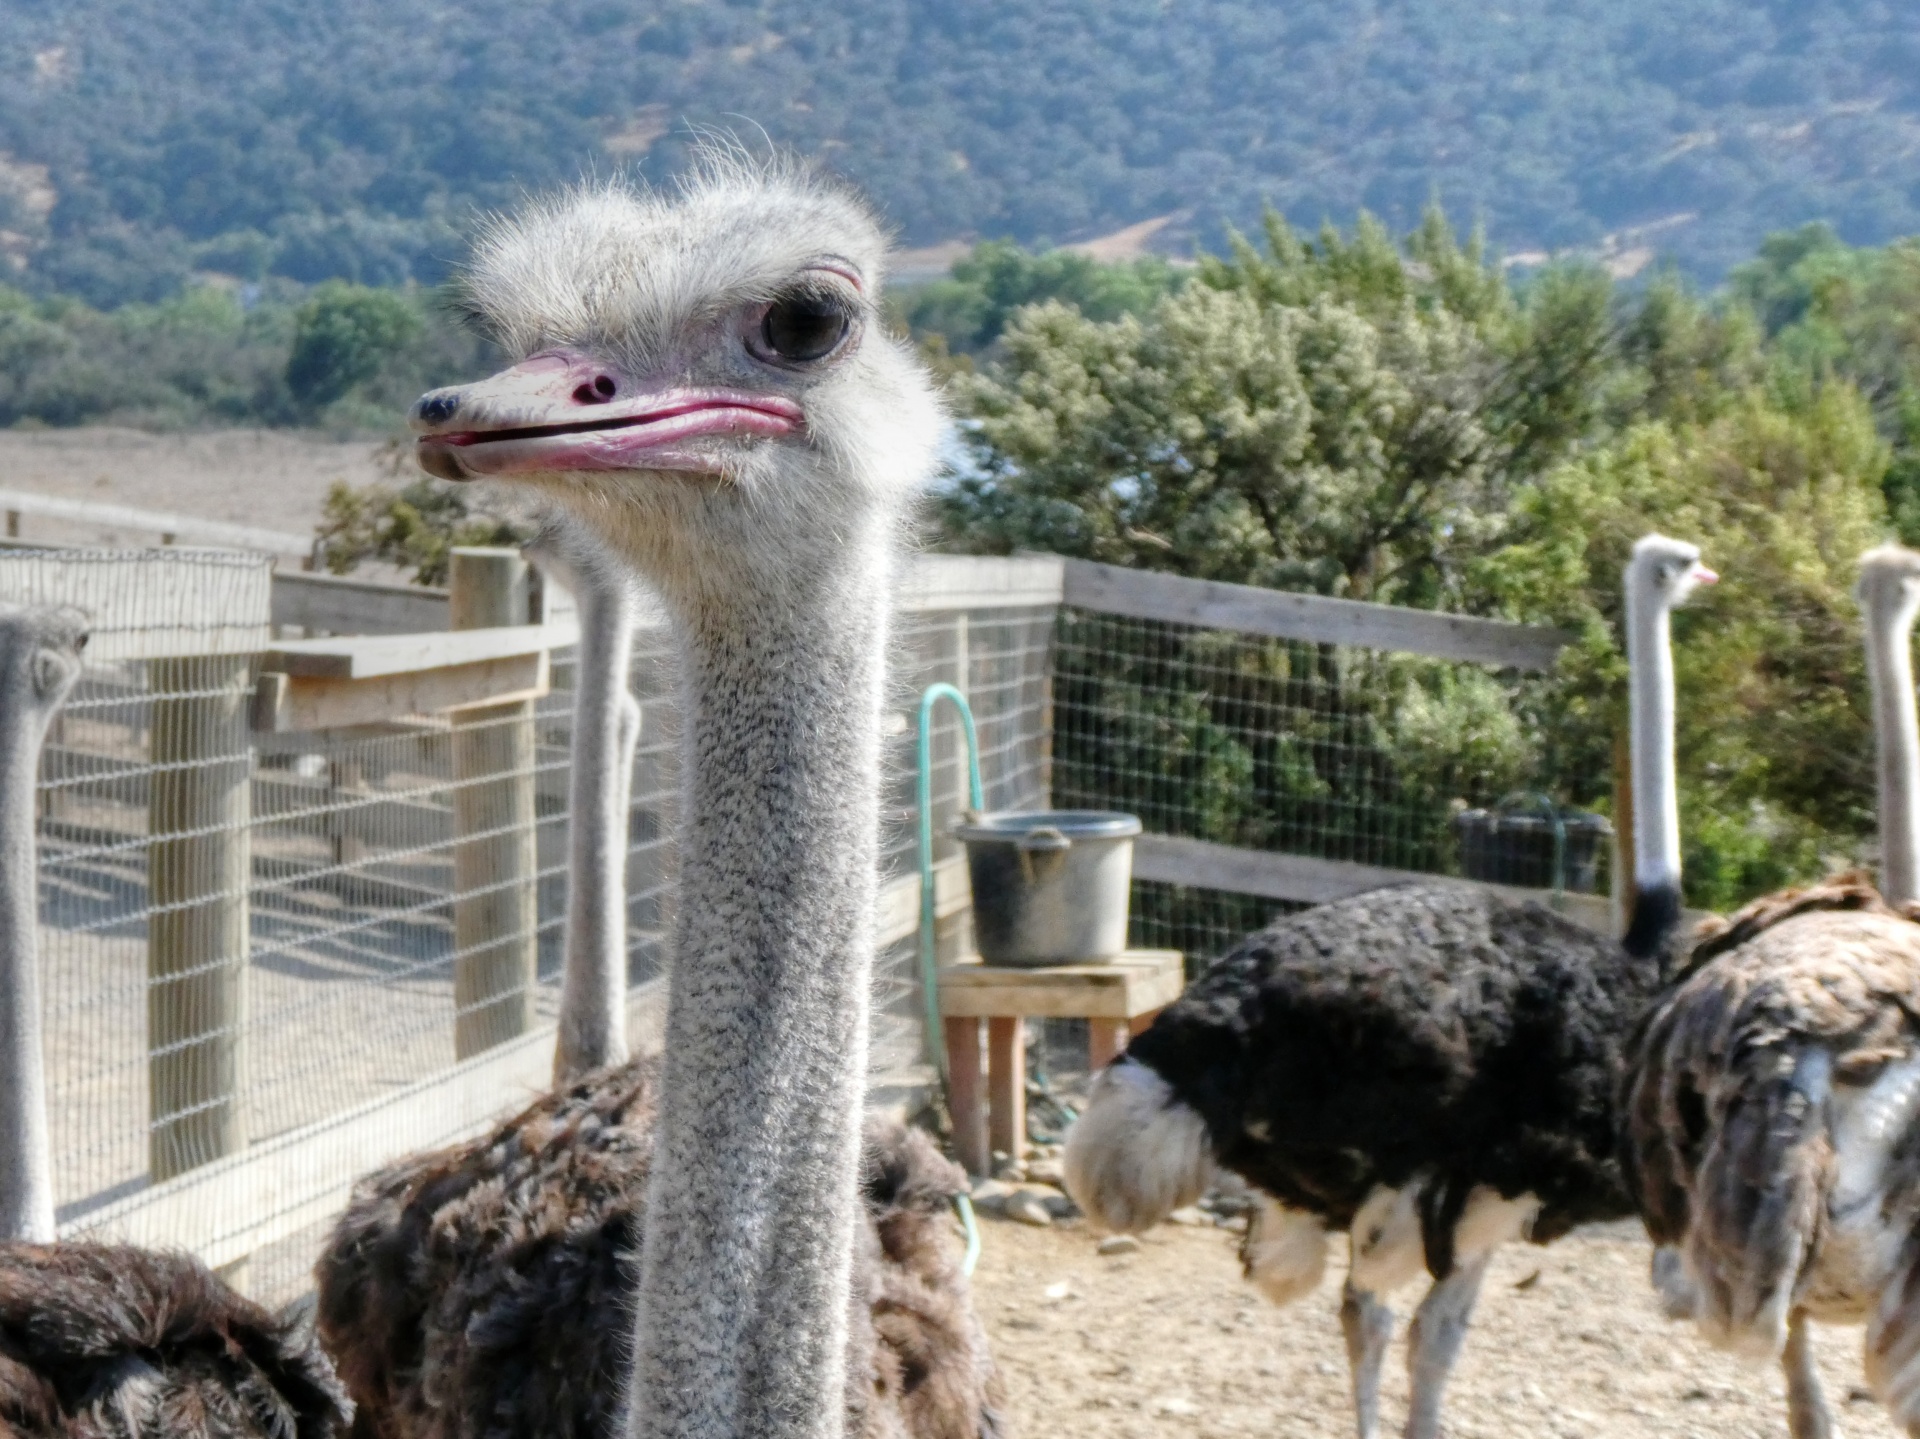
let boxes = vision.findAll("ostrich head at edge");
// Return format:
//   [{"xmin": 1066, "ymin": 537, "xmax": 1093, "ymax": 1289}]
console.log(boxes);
[{"xmin": 409, "ymin": 155, "xmax": 941, "ymax": 610}]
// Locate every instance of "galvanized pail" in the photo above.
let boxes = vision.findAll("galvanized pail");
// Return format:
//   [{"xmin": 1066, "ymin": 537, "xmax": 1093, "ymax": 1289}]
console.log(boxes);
[{"xmin": 954, "ymin": 810, "xmax": 1142, "ymax": 967}]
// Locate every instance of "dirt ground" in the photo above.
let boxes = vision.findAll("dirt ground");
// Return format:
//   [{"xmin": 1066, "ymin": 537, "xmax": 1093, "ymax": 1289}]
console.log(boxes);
[
  {"xmin": 0, "ymin": 426, "xmax": 399, "ymax": 541},
  {"xmin": 970, "ymin": 1214, "xmax": 1901, "ymax": 1439}
]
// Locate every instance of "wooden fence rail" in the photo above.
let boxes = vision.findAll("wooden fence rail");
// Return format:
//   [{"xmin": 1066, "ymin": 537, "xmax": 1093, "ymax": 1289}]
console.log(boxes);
[{"xmin": 1058, "ymin": 557, "xmax": 1573, "ymax": 670}]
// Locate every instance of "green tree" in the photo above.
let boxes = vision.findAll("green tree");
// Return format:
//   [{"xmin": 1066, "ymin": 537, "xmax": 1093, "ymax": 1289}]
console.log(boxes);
[
  {"xmin": 286, "ymin": 283, "xmax": 422, "ymax": 411},
  {"xmin": 899, "ymin": 240, "xmax": 1185, "ymax": 356},
  {"xmin": 1481, "ymin": 382, "xmax": 1892, "ymax": 909},
  {"xmin": 940, "ymin": 208, "xmax": 1613, "ymax": 608},
  {"xmin": 315, "ymin": 478, "xmax": 523, "ymax": 587}
]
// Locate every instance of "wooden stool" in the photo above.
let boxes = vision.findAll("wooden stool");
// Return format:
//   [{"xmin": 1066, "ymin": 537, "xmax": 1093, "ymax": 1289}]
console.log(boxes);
[{"xmin": 937, "ymin": 949, "xmax": 1184, "ymax": 1177}]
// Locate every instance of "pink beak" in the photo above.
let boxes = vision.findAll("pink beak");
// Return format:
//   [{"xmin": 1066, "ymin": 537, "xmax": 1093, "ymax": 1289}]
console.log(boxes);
[
  {"xmin": 412, "ymin": 352, "xmax": 803, "ymax": 481},
  {"xmin": 1691, "ymin": 564, "xmax": 1719, "ymax": 585}
]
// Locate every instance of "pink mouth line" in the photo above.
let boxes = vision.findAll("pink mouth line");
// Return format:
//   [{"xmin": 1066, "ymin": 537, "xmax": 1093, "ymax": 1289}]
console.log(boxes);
[
  {"xmin": 439, "ymin": 394, "xmax": 804, "ymax": 449},
  {"xmin": 415, "ymin": 391, "xmax": 804, "ymax": 479}
]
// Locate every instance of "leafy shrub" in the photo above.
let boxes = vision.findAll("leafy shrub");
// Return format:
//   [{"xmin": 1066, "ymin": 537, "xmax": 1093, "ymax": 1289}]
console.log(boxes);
[{"xmin": 315, "ymin": 479, "xmax": 524, "ymax": 587}]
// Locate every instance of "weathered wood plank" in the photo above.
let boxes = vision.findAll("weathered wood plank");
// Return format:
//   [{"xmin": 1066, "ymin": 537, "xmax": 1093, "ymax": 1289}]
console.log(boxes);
[
  {"xmin": 1060, "ymin": 558, "xmax": 1572, "ymax": 670},
  {"xmin": 874, "ymin": 854, "xmax": 972, "ymax": 948},
  {"xmin": 272, "ymin": 571, "xmax": 451, "ymax": 635},
  {"xmin": 1132, "ymin": 833, "xmax": 1615, "ymax": 933},
  {"xmin": 937, "ymin": 950, "xmax": 1185, "ymax": 1019},
  {"xmin": 265, "ymin": 621, "xmax": 578, "ymax": 679},
  {"xmin": 252, "ymin": 652, "xmax": 550, "ymax": 732},
  {"xmin": 896, "ymin": 555, "xmax": 1065, "ymax": 613}
]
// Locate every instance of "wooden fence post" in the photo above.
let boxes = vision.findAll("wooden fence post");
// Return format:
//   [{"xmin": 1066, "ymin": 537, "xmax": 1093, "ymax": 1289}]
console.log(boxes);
[
  {"xmin": 450, "ymin": 548, "xmax": 538, "ymax": 1059},
  {"xmin": 147, "ymin": 653, "xmax": 252, "ymax": 1181}
]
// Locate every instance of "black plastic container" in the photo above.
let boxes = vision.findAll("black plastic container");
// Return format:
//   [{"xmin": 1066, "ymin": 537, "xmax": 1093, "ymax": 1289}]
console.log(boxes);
[{"xmin": 1453, "ymin": 801, "xmax": 1612, "ymax": 893}]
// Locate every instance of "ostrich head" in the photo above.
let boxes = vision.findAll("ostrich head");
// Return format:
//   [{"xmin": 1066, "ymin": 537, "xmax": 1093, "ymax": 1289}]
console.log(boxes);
[
  {"xmin": 1626, "ymin": 533, "xmax": 1718, "ymax": 615},
  {"xmin": 0, "ymin": 604, "xmax": 87, "ymax": 751},
  {"xmin": 1858, "ymin": 542, "xmax": 1920, "ymax": 638},
  {"xmin": 410, "ymin": 153, "xmax": 942, "ymax": 610}
]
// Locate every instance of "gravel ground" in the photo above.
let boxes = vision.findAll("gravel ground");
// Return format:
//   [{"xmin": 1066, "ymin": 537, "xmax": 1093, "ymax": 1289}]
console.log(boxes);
[{"xmin": 970, "ymin": 1215, "xmax": 1901, "ymax": 1439}]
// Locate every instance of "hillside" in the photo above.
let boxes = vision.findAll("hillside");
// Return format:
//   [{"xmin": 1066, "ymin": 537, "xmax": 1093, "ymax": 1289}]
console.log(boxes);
[{"xmin": 3, "ymin": 0, "xmax": 1920, "ymax": 303}]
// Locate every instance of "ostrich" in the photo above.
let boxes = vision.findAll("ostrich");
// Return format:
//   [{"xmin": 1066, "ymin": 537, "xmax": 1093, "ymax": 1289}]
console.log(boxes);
[
  {"xmin": 1620, "ymin": 541, "xmax": 1920, "ymax": 1438},
  {"xmin": 0, "ymin": 603, "xmax": 350, "ymax": 1439},
  {"xmin": 319, "ymin": 152, "xmax": 1004, "ymax": 1439},
  {"xmin": 1063, "ymin": 533, "xmax": 1715, "ymax": 1439},
  {"xmin": 523, "ymin": 517, "xmax": 643, "ymax": 1081}
]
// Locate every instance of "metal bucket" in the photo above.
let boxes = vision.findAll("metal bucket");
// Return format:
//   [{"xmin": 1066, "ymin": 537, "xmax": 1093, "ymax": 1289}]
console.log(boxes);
[{"xmin": 954, "ymin": 810, "xmax": 1142, "ymax": 967}]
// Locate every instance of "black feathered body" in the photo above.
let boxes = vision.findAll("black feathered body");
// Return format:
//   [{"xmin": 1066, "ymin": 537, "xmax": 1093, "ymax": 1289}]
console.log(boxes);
[
  {"xmin": 0, "ymin": 1243, "xmax": 350, "ymax": 1439},
  {"xmin": 314, "ymin": 1058, "xmax": 1006, "ymax": 1439},
  {"xmin": 1127, "ymin": 883, "xmax": 1665, "ymax": 1266}
]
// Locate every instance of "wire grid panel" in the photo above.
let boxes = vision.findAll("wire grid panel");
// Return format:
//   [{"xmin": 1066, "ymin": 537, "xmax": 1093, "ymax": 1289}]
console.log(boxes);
[
  {"xmin": 872, "ymin": 604, "xmax": 1055, "ymax": 1076},
  {"xmin": 0, "ymin": 551, "xmax": 275, "ymax": 1213},
  {"xmin": 1051, "ymin": 607, "xmax": 1546, "ymax": 966},
  {"xmin": 29, "ymin": 560, "xmax": 1046, "ymax": 1292}
]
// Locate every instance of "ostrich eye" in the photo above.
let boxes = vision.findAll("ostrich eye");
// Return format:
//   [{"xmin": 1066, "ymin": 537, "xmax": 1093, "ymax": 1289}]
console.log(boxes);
[
  {"xmin": 31, "ymin": 651, "xmax": 69, "ymax": 699},
  {"xmin": 760, "ymin": 294, "xmax": 851, "ymax": 364}
]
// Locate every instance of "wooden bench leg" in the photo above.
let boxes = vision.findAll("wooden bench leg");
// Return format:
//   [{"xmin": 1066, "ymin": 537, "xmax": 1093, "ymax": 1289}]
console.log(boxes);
[
  {"xmin": 987, "ymin": 1016, "xmax": 1026, "ymax": 1166},
  {"xmin": 1088, "ymin": 1018, "xmax": 1132, "ymax": 1071},
  {"xmin": 945, "ymin": 1017, "xmax": 988, "ymax": 1177}
]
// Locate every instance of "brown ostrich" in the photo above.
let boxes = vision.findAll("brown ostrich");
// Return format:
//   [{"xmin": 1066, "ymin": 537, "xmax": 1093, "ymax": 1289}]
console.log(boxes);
[
  {"xmin": 1620, "ymin": 541, "xmax": 1920, "ymax": 1438},
  {"xmin": 314, "ymin": 149, "xmax": 1006, "ymax": 1439},
  {"xmin": 0, "ymin": 603, "xmax": 350, "ymax": 1439},
  {"xmin": 315, "ymin": 1063, "xmax": 1002, "ymax": 1439}
]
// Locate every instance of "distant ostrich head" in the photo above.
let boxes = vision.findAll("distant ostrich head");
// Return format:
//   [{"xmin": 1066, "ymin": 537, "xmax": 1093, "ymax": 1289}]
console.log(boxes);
[
  {"xmin": 410, "ymin": 151, "xmax": 942, "ymax": 609},
  {"xmin": 1858, "ymin": 543, "xmax": 1920, "ymax": 905},
  {"xmin": 1626, "ymin": 533, "xmax": 1718, "ymax": 613},
  {"xmin": 1858, "ymin": 542, "xmax": 1920, "ymax": 634}
]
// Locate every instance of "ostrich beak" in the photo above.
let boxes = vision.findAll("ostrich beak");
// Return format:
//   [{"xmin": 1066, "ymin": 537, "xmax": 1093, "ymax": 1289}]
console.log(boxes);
[
  {"xmin": 1690, "ymin": 564, "xmax": 1718, "ymax": 585},
  {"xmin": 412, "ymin": 352, "xmax": 803, "ymax": 482}
]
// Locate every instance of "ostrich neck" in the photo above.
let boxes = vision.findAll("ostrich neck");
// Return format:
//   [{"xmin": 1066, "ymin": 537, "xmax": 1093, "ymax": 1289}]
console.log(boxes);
[
  {"xmin": 554, "ymin": 576, "xmax": 640, "ymax": 1083},
  {"xmin": 0, "ymin": 704, "xmax": 53, "ymax": 1241},
  {"xmin": 1868, "ymin": 595, "xmax": 1920, "ymax": 905},
  {"xmin": 1624, "ymin": 584, "xmax": 1681, "ymax": 958},
  {"xmin": 627, "ymin": 551, "xmax": 891, "ymax": 1439}
]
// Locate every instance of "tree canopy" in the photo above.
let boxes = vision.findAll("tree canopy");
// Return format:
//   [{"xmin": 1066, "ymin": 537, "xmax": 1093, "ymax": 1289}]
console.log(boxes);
[
  {"xmin": 7, "ymin": 0, "xmax": 1920, "ymax": 303},
  {"xmin": 939, "ymin": 211, "xmax": 1906, "ymax": 911}
]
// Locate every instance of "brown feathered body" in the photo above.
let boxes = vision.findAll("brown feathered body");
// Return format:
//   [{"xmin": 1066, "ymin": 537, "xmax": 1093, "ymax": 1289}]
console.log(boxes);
[
  {"xmin": 0, "ymin": 1243, "xmax": 351, "ymax": 1439},
  {"xmin": 313, "ymin": 1057, "xmax": 1006, "ymax": 1439},
  {"xmin": 1622, "ymin": 876, "xmax": 1920, "ymax": 1420}
]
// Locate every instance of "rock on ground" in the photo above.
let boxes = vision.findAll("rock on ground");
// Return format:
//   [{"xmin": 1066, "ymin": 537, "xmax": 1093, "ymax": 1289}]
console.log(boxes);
[{"xmin": 969, "ymin": 1217, "xmax": 1900, "ymax": 1439}]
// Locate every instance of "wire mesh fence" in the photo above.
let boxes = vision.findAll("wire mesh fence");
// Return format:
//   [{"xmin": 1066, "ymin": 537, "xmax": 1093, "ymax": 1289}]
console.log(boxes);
[
  {"xmin": 1050, "ymin": 605, "xmax": 1593, "ymax": 966},
  {"xmin": 13, "ymin": 546, "xmax": 1055, "ymax": 1305},
  {"xmin": 15, "ymin": 543, "xmax": 1583, "ymax": 1304}
]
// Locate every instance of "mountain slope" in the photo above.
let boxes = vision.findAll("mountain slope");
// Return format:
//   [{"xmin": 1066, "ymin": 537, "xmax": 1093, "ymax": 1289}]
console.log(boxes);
[{"xmin": 4, "ymin": 0, "xmax": 1920, "ymax": 302}]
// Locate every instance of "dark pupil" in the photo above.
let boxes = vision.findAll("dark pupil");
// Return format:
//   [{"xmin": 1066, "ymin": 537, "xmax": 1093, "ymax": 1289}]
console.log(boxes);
[{"xmin": 762, "ymin": 296, "xmax": 848, "ymax": 362}]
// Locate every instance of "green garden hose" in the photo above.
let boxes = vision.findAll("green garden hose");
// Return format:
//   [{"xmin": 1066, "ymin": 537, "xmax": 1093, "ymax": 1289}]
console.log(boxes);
[{"xmin": 916, "ymin": 682, "xmax": 986, "ymax": 1276}]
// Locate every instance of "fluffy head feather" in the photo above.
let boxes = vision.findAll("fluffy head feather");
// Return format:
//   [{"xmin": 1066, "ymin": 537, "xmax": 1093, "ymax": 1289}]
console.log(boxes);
[{"xmin": 419, "ymin": 148, "xmax": 944, "ymax": 618}]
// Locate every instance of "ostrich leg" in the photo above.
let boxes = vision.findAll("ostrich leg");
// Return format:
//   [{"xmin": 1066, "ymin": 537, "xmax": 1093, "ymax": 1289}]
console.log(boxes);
[
  {"xmin": 1403, "ymin": 1252, "xmax": 1494, "ymax": 1439},
  {"xmin": 1784, "ymin": 1310, "xmax": 1833, "ymax": 1439},
  {"xmin": 1340, "ymin": 1281, "xmax": 1394, "ymax": 1439}
]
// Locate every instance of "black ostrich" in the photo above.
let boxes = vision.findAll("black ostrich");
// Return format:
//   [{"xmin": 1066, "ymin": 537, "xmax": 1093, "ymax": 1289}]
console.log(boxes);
[
  {"xmin": 0, "ymin": 604, "xmax": 350, "ymax": 1439},
  {"xmin": 1063, "ymin": 534, "xmax": 1715, "ymax": 1439}
]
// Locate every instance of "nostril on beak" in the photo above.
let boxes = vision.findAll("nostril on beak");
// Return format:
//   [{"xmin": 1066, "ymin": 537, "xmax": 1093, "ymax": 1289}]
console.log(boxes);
[
  {"xmin": 573, "ymin": 376, "xmax": 618, "ymax": 405},
  {"xmin": 415, "ymin": 392, "xmax": 461, "ymax": 427}
]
